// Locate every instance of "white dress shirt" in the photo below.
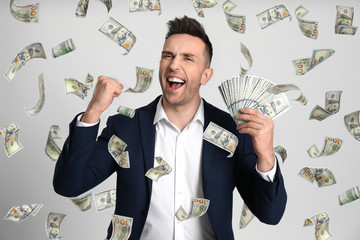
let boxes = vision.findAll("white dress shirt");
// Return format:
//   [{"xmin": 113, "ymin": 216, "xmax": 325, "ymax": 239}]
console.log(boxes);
[{"xmin": 76, "ymin": 97, "xmax": 277, "ymax": 240}]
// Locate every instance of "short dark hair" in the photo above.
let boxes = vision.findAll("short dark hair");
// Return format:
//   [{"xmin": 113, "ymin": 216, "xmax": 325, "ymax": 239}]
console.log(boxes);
[{"xmin": 166, "ymin": 16, "xmax": 213, "ymax": 66}]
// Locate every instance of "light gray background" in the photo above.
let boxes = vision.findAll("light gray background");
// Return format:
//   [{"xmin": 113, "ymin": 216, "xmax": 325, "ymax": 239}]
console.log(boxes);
[{"xmin": 1, "ymin": 0, "xmax": 360, "ymax": 239}]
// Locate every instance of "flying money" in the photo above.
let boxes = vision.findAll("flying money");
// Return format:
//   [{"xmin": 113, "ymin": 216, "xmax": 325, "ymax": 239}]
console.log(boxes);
[
  {"xmin": 175, "ymin": 198, "xmax": 210, "ymax": 221},
  {"xmin": 117, "ymin": 106, "xmax": 135, "ymax": 118},
  {"xmin": 71, "ymin": 193, "xmax": 92, "ymax": 211},
  {"xmin": 10, "ymin": 0, "xmax": 39, "ymax": 23},
  {"xmin": 239, "ymin": 42, "xmax": 253, "ymax": 76},
  {"xmin": 110, "ymin": 214, "xmax": 133, "ymax": 240},
  {"xmin": 307, "ymin": 137, "xmax": 342, "ymax": 158},
  {"xmin": 298, "ymin": 167, "xmax": 336, "ymax": 187},
  {"xmin": 256, "ymin": 5, "xmax": 291, "ymax": 29},
  {"xmin": 5, "ymin": 42, "xmax": 46, "ymax": 81},
  {"xmin": 222, "ymin": 0, "xmax": 246, "ymax": 33},
  {"xmin": 309, "ymin": 91, "xmax": 342, "ymax": 121},
  {"xmin": 129, "ymin": 0, "xmax": 161, "ymax": 15},
  {"xmin": 52, "ymin": 38, "xmax": 76, "ymax": 58},
  {"xmin": 99, "ymin": 17, "xmax": 136, "ymax": 55},
  {"xmin": 239, "ymin": 203, "xmax": 254, "ymax": 229},
  {"xmin": 338, "ymin": 185, "xmax": 360, "ymax": 206},
  {"xmin": 191, "ymin": 0, "xmax": 217, "ymax": 17},
  {"xmin": 335, "ymin": 6, "xmax": 357, "ymax": 35},
  {"xmin": 295, "ymin": 6, "xmax": 318, "ymax": 39},
  {"xmin": 258, "ymin": 93, "xmax": 292, "ymax": 120},
  {"xmin": 344, "ymin": 110, "xmax": 360, "ymax": 141},
  {"xmin": 4, "ymin": 203, "xmax": 43, "ymax": 223},
  {"xmin": 203, "ymin": 122, "xmax": 238, "ymax": 158},
  {"xmin": 94, "ymin": 189, "xmax": 116, "ymax": 212},
  {"xmin": 45, "ymin": 125, "xmax": 63, "ymax": 162},
  {"xmin": 273, "ymin": 145, "xmax": 287, "ymax": 163},
  {"xmin": 64, "ymin": 73, "xmax": 94, "ymax": 99},
  {"xmin": 45, "ymin": 212, "xmax": 66, "ymax": 239},
  {"xmin": 125, "ymin": 67, "xmax": 154, "ymax": 93},
  {"xmin": 100, "ymin": 0, "xmax": 112, "ymax": 12},
  {"xmin": 108, "ymin": 135, "xmax": 129, "ymax": 168},
  {"xmin": 25, "ymin": 74, "xmax": 45, "ymax": 116},
  {"xmin": 115, "ymin": 151, "xmax": 130, "ymax": 168},
  {"xmin": 75, "ymin": 0, "xmax": 89, "ymax": 17},
  {"xmin": 304, "ymin": 212, "xmax": 332, "ymax": 240},
  {"xmin": 145, "ymin": 156, "xmax": 172, "ymax": 181},
  {"xmin": 0, "ymin": 123, "xmax": 23, "ymax": 157},
  {"xmin": 293, "ymin": 49, "xmax": 335, "ymax": 76},
  {"xmin": 267, "ymin": 84, "xmax": 307, "ymax": 105}
]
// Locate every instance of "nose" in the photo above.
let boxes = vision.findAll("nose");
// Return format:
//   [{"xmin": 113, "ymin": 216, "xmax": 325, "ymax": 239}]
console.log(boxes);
[{"xmin": 168, "ymin": 56, "xmax": 181, "ymax": 71}]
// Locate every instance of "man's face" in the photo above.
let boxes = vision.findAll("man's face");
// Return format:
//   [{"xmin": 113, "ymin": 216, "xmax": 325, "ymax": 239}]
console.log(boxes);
[
  {"xmin": 264, "ymin": 105, "xmax": 275, "ymax": 117},
  {"xmin": 340, "ymin": 18, "xmax": 351, "ymax": 26},
  {"xmin": 353, "ymin": 125, "xmax": 360, "ymax": 135},
  {"xmin": 269, "ymin": 8, "xmax": 278, "ymax": 19},
  {"xmin": 116, "ymin": 27, "xmax": 128, "ymax": 40},
  {"xmin": 219, "ymin": 131, "xmax": 229, "ymax": 143},
  {"xmin": 21, "ymin": 205, "xmax": 32, "ymax": 214},
  {"xmin": 109, "ymin": 190, "xmax": 116, "ymax": 202},
  {"xmin": 326, "ymin": 102, "xmax": 339, "ymax": 113},
  {"xmin": 50, "ymin": 227, "xmax": 60, "ymax": 236},
  {"xmin": 81, "ymin": 0, "xmax": 89, "ymax": 8},
  {"xmin": 143, "ymin": 0, "xmax": 151, "ymax": 7},
  {"xmin": 159, "ymin": 34, "xmax": 211, "ymax": 109},
  {"xmin": 21, "ymin": 52, "xmax": 31, "ymax": 62}
]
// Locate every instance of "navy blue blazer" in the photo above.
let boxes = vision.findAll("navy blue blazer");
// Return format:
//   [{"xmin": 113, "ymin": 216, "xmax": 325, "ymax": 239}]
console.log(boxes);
[{"xmin": 53, "ymin": 96, "xmax": 287, "ymax": 240}]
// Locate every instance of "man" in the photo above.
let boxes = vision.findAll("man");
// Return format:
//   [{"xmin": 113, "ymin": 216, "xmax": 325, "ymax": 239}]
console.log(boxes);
[{"xmin": 53, "ymin": 16, "xmax": 287, "ymax": 239}]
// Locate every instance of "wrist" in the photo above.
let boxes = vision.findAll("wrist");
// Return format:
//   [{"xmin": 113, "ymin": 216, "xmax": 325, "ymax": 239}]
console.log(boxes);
[{"xmin": 81, "ymin": 108, "xmax": 102, "ymax": 123}]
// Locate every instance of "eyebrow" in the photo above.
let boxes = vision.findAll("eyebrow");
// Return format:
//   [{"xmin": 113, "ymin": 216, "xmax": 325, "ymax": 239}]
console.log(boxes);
[{"xmin": 161, "ymin": 51, "xmax": 197, "ymax": 59}]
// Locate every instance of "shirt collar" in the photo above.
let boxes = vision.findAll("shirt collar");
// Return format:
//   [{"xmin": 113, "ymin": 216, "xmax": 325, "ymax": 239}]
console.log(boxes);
[{"xmin": 153, "ymin": 96, "xmax": 204, "ymax": 127}]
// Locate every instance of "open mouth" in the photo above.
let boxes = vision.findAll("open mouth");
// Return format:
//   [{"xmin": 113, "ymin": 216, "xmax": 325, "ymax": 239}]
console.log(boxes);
[{"xmin": 167, "ymin": 76, "xmax": 185, "ymax": 91}]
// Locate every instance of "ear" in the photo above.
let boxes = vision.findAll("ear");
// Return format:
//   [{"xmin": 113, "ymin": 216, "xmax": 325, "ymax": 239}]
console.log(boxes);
[{"xmin": 200, "ymin": 67, "xmax": 213, "ymax": 85}]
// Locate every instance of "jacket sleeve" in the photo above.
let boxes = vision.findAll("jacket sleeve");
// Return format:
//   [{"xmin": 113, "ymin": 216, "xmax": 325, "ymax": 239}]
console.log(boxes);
[
  {"xmin": 236, "ymin": 133, "xmax": 287, "ymax": 225},
  {"xmin": 53, "ymin": 113, "xmax": 117, "ymax": 197}
]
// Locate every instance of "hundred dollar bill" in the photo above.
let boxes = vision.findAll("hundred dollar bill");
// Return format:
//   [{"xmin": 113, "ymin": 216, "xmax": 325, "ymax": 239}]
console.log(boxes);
[
  {"xmin": 191, "ymin": 0, "xmax": 217, "ymax": 17},
  {"xmin": 100, "ymin": 0, "xmax": 112, "ymax": 12},
  {"xmin": 298, "ymin": 167, "xmax": 336, "ymax": 187},
  {"xmin": 117, "ymin": 106, "xmax": 135, "ymax": 118},
  {"xmin": 344, "ymin": 110, "xmax": 360, "ymax": 141},
  {"xmin": 5, "ymin": 43, "xmax": 46, "ymax": 81},
  {"xmin": 239, "ymin": 203, "xmax": 254, "ymax": 229},
  {"xmin": 110, "ymin": 214, "xmax": 133, "ymax": 240},
  {"xmin": 239, "ymin": 42, "xmax": 252, "ymax": 76},
  {"xmin": 222, "ymin": 0, "xmax": 246, "ymax": 33},
  {"xmin": 126, "ymin": 67, "xmax": 154, "ymax": 93},
  {"xmin": 310, "ymin": 90, "xmax": 342, "ymax": 121},
  {"xmin": 0, "ymin": 123, "xmax": 23, "ymax": 157},
  {"xmin": 46, "ymin": 212, "xmax": 66, "ymax": 239},
  {"xmin": 203, "ymin": 122, "xmax": 238, "ymax": 158},
  {"xmin": 45, "ymin": 125, "xmax": 63, "ymax": 162},
  {"xmin": 129, "ymin": 0, "xmax": 161, "ymax": 15},
  {"xmin": 4, "ymin": 203, "xmax": 43, "ymax": 223},
  {"xmin": 293, "ymin": 49, "xmax": 335, "ymax": 76},
  {"xmin": 335, "ymin": 6, "xmax": 357, "ymax": 35},
  {"xmin": 307, "ymin": 137, "xmax": 342, "ymax": 158},
  {"xmin": 99, "ymin": 17, "xmax": 136, "ymax": 55},
  {"xmin": 10, "ymin": 0, "xmax": 39, "ymax": 23},
  {"xmin": 114, "ymin": 151, "xmax": 130, "ymax": 168},
  {"xmin": 75, "ymin": 0, "xmax": 89, "ymax": 17},
  {"xmin": 304, "ymin": 212, "xmax": 332, "ymax": 240},
  {"xmin": 256, "ymin": 5, "xmax": 291, "ymax": 29},
  {"xmin": 273, "ymin": 145, "xmax": 287, "ymax": 163},
  {"xmin": 259, "ymin": 93, "xmax": 291, "ymax": 119},
  {"xmin": 64, "ymin": 73, "xmax": 94, "ymax": 99},
  {"xmin": 267, "ymin": 84, "xmax": 307, "ymax": 105},
  {"xmin": 338, "ymin": 185, "xmax": 360, "ymax": 206},
  {"xmin": 94, "ymin": 189, "xmax": 116, "ymax": 212},
  {"xmin": 52, "ymin": 38, "xmax": 76, "ymax": 58},
  {"xmin": 25, "ymin": 74, "xmax": 45, "ymax": 116},
  {"xmin": 145, "ymin": 156, "xmax": 172, "ymax": 181},
  {"xmin": 71, "ymin": 192, "xmax": 92, "ymax": 211},
  {"xmin": 108, "ymin": 135, "xmax": 128, "ymax": 165},
  {"xmin": 295, "ymin": 6, "xmax": 318, "ymax": 39},
  {"xmin": 175, "ymin": 198, "xmax": 210, "ymax": 221}
]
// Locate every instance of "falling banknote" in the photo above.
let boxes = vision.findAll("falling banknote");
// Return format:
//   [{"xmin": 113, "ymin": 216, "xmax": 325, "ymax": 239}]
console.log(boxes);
[
  {"xmin": 129, "ymin": 0, "xmax": 161, "ymax": 15},
  {"xmin": 94, "ymin": 189, "xmax": 116, "ymax": 212},
  {"xmin": 9, "ymin": 0, "xmax": 39, "ymax": 23},
  {"xmin": 175, "ymin": 198, "xmax": 210, "ymax": 221},
  {"xmin": 52, "ymin": 38, "xmax": 76, "ymax": 58},
  {"xmin": 239, "ymin": 42, "xmax": 253, "ymax": 76},
  {"xmin": 344, "ymin": 110, "xmax": 360, "ymax": 141},
  {"xmin": 110, "ymin": 214, "xmax": 133, "ymax": 240},
  {"xmin": 0, "ymin": 123, "xmax": 23, "ymax": 157},
  {"xmin": 338, "ymin": 185, "xmax": 360, "ymax": 206},
  {"xmin": 45, "ymin": 212, "xmax": 66, "ymax": 239},
  {"xmin": 71, "ymin": 192, "xmax": 92, "ymax": 211},
  {"xmin": 45, "ymin": 125, "xmax": 63, "ymax": 162},
  {"xmin": 222, "ymin": 0, "xmax": 246, "ymax": 33},
  {"xmin": 273, "ymin": 145, "xmax": 287, "ymax": 163},
  {"xmin": 4, "ymin": 203, "xmax": 43, "ymax": 223},
  {"xmin": 293, "ymin": 49, "xmax": 335, "ymax": 76},
  {"xmin": 100, "ymin": 0, "xmax": 112, "ymax": 12},
  {"xmin": 117, "ymin": 105, "xmax": 135, "ymax": 118},
  {"xmin": 145, "ymin": 156, "xmax": 172, "ymax": 181},
  {"xmin": 203, "ymin": 122, "xmax": 238, "ymax": 158},
  {"xmin": 64, "ymin": 73, "xmax": 94, "ymax": 99},
  {"xmin": 239, "ymin": 203, "xmax": 254, "ymax": 229},
  {"xmin": 309, "ymin": 90, "xmax": 342, "ymax": 121},
  {"xmin": 295, "ymin": 6, "xmax": 319, "ymax": 39},
  {"xmin": 298, "ymin": 167, "xmax": 336, "ymax": 187},
  {"xmin": 25, "ymin": 74, "xmax": 45, "ymax": 116},
  {"xmin": 256, "ymin": 5, "xmax": 291, "ymax": 29},
  {"xmin": 335, "ymin": 6, "xmax": 357, "ymax": 35},
  {"xmin": 99, "ymin": 17, "xmax": 136, "ymax": 55},
  {"xmin": 108, "ymin": 135, "xmax": 129, "ymax": 168},
  {"xmin": 191, "ymin": 0, "xmax": 217, "ymax": 17},
  {"xmin": 307, "ymin": 137, "xmax": 342, "ymax": 158},
  {"xmin": 5, "ymin": 42, "xmax": 46, "ymax": 81},
  {"xmin": 125, "ymin": 67, "xmax": 154, "ymax": 93},
  {"xmin": 75, "ymin": 0, "xmax": 89, "ymax": 17},
  {"xmin": 304, "ymin": 212, "xmax": 332, "ymax": 240}
]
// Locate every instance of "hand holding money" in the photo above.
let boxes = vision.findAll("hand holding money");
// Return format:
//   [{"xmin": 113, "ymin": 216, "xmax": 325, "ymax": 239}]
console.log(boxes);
[
  {"xmin": 82, "ymin": 76, "xmax": 124, "ymax": 123},
  {"xmin": 236, "ymin": 108, "xmax": 275, "ymax": 172}
]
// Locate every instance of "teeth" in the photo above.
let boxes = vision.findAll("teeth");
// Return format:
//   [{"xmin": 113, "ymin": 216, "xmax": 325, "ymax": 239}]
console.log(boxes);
[{"xmin": 168, "ymin": 77, "xmax": 184, "ymax": 84}]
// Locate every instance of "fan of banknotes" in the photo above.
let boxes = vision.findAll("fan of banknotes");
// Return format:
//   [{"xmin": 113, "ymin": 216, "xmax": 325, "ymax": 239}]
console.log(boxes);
[{"xmin": 218, "ymin": 75, "xmax": 291, "ymax": 124}]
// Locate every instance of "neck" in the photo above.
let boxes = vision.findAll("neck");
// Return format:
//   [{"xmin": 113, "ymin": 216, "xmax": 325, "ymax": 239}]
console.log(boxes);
[{"xmin": 162, "ymin": 97, "xmax": 201, "ymax": 132}]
